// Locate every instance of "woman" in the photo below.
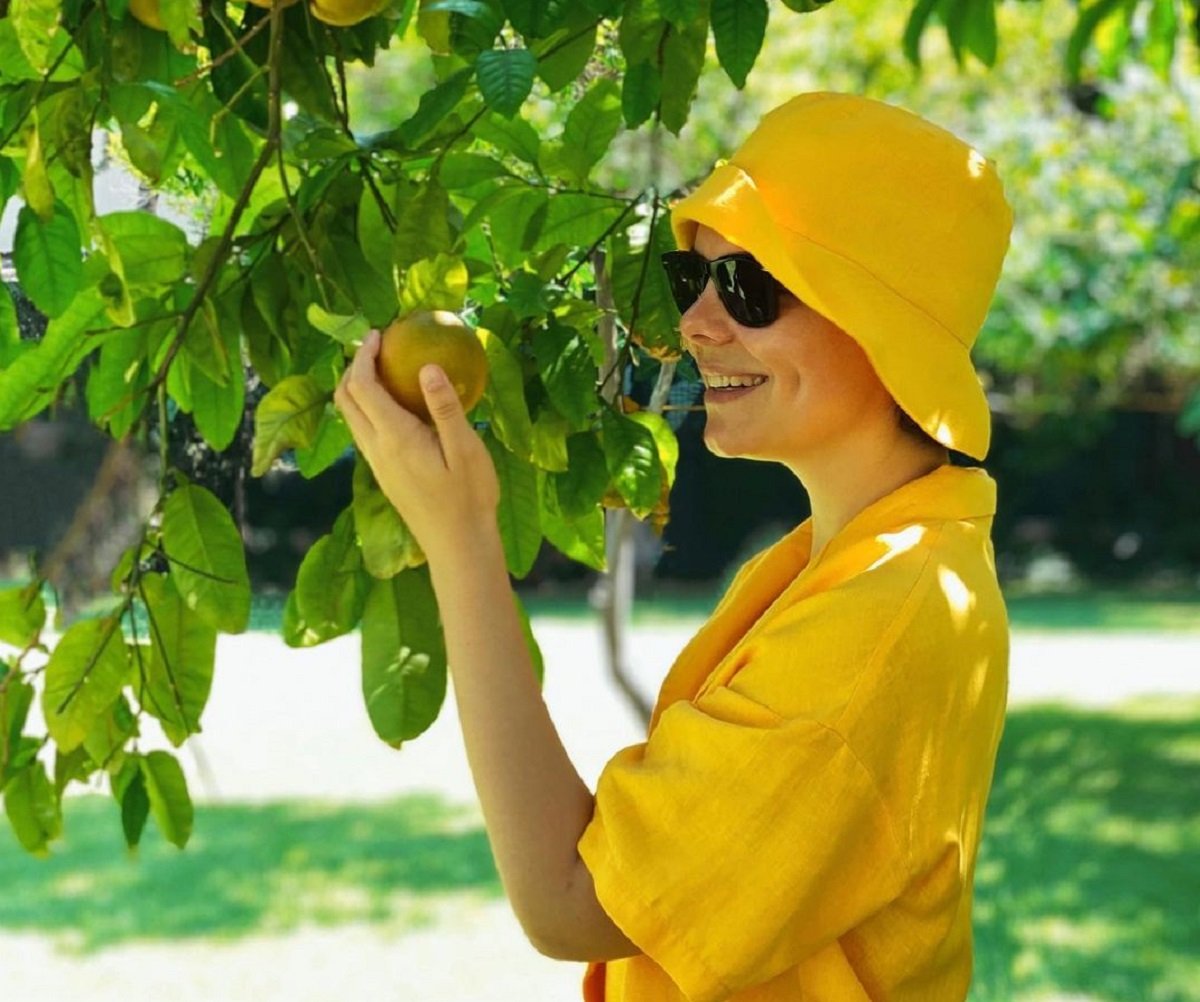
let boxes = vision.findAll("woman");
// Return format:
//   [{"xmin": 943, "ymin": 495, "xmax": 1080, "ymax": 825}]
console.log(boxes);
[{"xmin": 335, "ymin": 91, "xmax": 1013, "ymax": 1001}]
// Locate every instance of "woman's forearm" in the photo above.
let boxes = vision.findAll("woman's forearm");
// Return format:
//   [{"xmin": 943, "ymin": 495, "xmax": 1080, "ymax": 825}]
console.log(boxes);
[{"xmin": 426, "ymin": 525, "xmax": 595, "ymax": 950}]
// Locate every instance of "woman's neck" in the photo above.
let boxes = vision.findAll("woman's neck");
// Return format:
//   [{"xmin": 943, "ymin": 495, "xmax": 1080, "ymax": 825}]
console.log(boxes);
[{"xmin": 793, "ymin": 430, "xmax": 950, "ymax": 561}]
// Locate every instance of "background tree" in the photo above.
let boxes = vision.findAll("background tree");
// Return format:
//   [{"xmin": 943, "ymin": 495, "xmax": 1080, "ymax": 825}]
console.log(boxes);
[{"xmin": 0, "ymin": 0, "xmax": 1195, "ymax": 857}]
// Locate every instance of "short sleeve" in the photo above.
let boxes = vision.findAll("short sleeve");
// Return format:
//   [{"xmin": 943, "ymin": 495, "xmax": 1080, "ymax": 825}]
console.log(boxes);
[{"xmin": 577, "ymin": 684, "xmax": 911, "ymax": 1002}]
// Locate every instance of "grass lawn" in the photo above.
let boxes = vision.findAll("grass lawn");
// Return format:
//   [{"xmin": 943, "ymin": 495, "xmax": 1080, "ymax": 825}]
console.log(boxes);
[{"xmin": 1, "ymin": 696, "xmax": 1195, "ymax": 1000}]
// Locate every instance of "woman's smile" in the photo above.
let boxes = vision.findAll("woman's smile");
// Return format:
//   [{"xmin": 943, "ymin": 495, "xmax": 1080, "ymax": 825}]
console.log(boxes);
[{"xmin": 701, "ymin": 370, "xmax": 770, "ymax": 404}]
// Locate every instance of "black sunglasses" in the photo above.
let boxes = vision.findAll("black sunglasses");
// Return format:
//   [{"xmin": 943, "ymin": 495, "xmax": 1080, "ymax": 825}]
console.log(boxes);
[{"xmin": 660, "ymin": 250, "xmax": 790, "ymax": 328}]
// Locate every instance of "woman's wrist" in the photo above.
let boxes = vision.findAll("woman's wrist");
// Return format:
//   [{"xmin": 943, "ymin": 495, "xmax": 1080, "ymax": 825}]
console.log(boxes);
[{"xmin": 424, "ymin": 517, "xmax": 506, "ymax": 585}]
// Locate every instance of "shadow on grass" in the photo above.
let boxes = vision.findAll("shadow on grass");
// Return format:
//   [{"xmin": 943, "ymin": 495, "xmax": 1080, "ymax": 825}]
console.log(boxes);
[
  {"xmin": 970, "ymin": 695, "xmax": 1200, "ymax": 1002},
  {"xmin": 0, "ymin": 792, "xmax": 502, "ymax": 952}
]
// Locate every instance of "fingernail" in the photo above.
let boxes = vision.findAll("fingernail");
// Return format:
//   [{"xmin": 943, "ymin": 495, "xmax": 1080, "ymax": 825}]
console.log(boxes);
[{"xmin": 420, "ymin": 365, "xmax": 446, "ymax": 391}]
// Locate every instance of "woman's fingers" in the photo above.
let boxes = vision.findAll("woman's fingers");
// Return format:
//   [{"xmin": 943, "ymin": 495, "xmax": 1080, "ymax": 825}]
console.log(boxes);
[
  {"xmin": 334, "ymin": 366, "xmax": 376, "ymax": 442},
  {"xmin": 345, "ymin": 329, "xmax": 419, "ymax": 433},
  {"xmin": 419, "ymin": 364, "xmax": 471, "ymax": 467}
]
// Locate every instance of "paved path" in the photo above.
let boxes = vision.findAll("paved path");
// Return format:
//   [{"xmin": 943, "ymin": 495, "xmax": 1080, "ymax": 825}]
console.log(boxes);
[{"xmin": 176, "ymin": 621, "xmax": 1200, "ymax": 806}]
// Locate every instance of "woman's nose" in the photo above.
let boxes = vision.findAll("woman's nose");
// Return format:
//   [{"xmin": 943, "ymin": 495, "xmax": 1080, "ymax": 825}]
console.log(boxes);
[{"xmin": 679, "ymin": 284, "xmax": 736, "ymax": 351}]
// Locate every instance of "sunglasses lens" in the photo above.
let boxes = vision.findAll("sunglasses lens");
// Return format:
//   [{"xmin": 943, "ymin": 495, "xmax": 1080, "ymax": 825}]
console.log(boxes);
[
  {"xmin": 662, "ymin": 252, "xmax": 707, "ymax": 314},
  {"xmin": 714, "ymin": 257, "xmax": 777, "ymax": 327}
]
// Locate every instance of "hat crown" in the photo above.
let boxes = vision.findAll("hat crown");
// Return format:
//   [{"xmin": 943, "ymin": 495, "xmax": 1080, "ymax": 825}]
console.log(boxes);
[{"xmin": 726, "ymin": 92, "xmax": 1013, "ymax": 350}]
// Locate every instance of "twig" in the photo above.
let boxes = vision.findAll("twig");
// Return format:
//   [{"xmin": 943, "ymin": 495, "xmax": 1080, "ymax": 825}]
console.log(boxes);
[{"xmin": 174, "ymin": 13, "xmax": 272, "ymax": 87}]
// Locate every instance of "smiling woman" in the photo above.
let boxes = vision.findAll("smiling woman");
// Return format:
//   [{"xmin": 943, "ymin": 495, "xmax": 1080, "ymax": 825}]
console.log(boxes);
[
  {"xmin": 572, "ymin": 91, "xmax": 1017, "ymax": 1002},
  {"xmin": 334, "ymin": 89, "xmax": 1017, "ymax": 1002}
]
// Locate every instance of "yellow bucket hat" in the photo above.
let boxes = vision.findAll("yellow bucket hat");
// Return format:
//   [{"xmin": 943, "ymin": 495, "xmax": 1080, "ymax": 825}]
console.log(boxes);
[{"xmin": 668, "ymin": 91, "xmax": 1014, "ymax": 461}]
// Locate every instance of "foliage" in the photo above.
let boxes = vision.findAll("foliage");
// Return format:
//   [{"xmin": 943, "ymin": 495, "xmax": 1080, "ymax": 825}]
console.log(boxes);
[{"xmin": 0, "ymin": 0, "xmax": 1195, "ymax": 857}]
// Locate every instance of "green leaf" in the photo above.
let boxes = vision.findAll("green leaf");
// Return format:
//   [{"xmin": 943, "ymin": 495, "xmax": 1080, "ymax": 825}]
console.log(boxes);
[
  {"xmin": 536, "ymin": 193, "xmax": 627, "ymax": 253},
  {"xmin": 609, "ymin": 213, "xmax": 681, "ymax": 359},
  {"xmin": 479, "ymin": 327, "xmax": 533, "ymax": 460},
  {"xmin": 251, "ymin": 374, "xmax": 327, "ymax": 476},
  {"xmin": 87, "ymin": 326, "xmax": 148, "ymax": 439},
  {"xmin": 902, "ymin": 0, "xmax": 940, "ymax": 69},
  {"xmin": 557, "ymin": 78, "xmax": 622, "ymax": 185},
  {"xmin": 621, "ymin": 60, "xmax": 661, "ymax": 129},
  {"xmin": 9, "ymin": 0, "xmax": 61, "ymax": 73},
  {"xmin": 962, "ymin": 0, "xmax": 998, "ymax": 67},
  {"xmin": 399, "ymin": 66, "xmax": 474, "ymax": 147},
  {"xmin": 473, "ymin": 112, "xmax": 541, "ymax": 167},
  {"xmin": 182, "ymin": 298, "xmax": 232, "ymax": 386},
  {"xmin": 0, "ymin": 286, "xmax": 107, "ymax": 429},
  {"xmin": 159, "ymin": 0, "xmax": 202, "ymax": 51},
  {"xmin": 711, "ymin": 0, "xmax": 767, "ymax": 88},
  {"xmin": 530, "ymin": 404, "xmax": 571, "ymax": 471},
  {"xmin": 659, "ymin": 11, "xmax": 707, "ymax": 135},
  {"xmin": 536, "ymin": 15, "xmax": 596, "ymax": 92},
  {"xmin": 352, "ymin": 455, "xmax": 426, "ymax": 578},
  {"xmin": 399, "ymin": 254, "xmax": 470, "ymax": 313},
  {"xmin": 42, "ymin": 617, "xmax": 132, "ymax": 754},
  {"xmin": 1144, "ymin": 0, "xmax": 1178, "ymax": 78},
  {"xmin": 618, "ymin": 0, "xmax": 664, "ymax": 65},
  {"xmin": 552, "ymin": 431, "xmax": 609, "ymax": 518},
  {"xmin": 0, "ymin": 582, "xmax": 46, "ymax": 648},
  {"xmin": 4, "ymin": 761, "xmax": 61, "ymax": 855},
  {"xmin": 1065, "ymin": 0, "xmax": 1125, "ymax": 85},
  {"xmin": 513, "ymin": 591, "xmax": 545, "ymax": 687},
  {"xmin": 360, "ymin": 567, "xmax": 447, "ymax": 747},
  {"xmin": 627, "ymin": 408, "xmax": 679, "ymax": 484},
  {"xmin": 484, "ymin": 431, "xmax": 542, "ymax": 577},
  {"xmin": 1, "ymin": 674, "xmax": 36, "ymax": 786},
  {"xmin": 437, "ymin": 151, "xmax": 510, "ymax": 188},
  {"xmin": 98, "ymin": 212, "xmax": 190, "ymax": 287},
  {"xmin": 294, "ymin": 406, "xmax": 353, "ymax": 479},
  {"xmin": 600, "ymin": 406, "xmax": 661, "ymax": 517},
  {"xmin": 285, "ymin": 507, "xmax": 371, "ymax": 647},
  {"xmin": 660, "ymin": 0, "xmax": 702, "ymax": 26},
  {"xmin": 532, "ymin": 318, "xmax": 598, "ymax": 429},
  {"xmin": 119, "ymin": 764, "xmax": 150, "ymax": 851},
  {"xmin": 82, "ymin": 696, "xmax": 138, "ymax": 774},
  {"xmin": 0, "ymin": 284, "xmax": 21, "ymax": 368},
  {"xmin": 476, "ymin": 47, "xmax": 537, "ymax": 119},
  {"xmin": 307, "ymin": 305, "xmax": 372, "ymax": 346},
  {"xmin": 13, "ymin": 202, "xmax": 82, "ymax": 318},
  {"xmin": 138, "ymin": 573, "xmax": 218, "ymax": 746},
  {"xmin": 140, "ymin": 749, "xmax": 193, "ymax": 849},
  {"xmin": 177, "ymin": 83, "xmax": 257, "ymax": 200},
  {"xmin": 161, "ymin": 482, "xmax": 252, "ymax": 634},
  {"xmin": 394, "ymin": 179, "xmax": 456, "ymax": 273},
  {"xmin": 190, "ymin": 356, "xmax": 246, "ymax": 452},
  {"xmin": 537, "ymin": 468, "xmax": 606, "ymax": 571}
]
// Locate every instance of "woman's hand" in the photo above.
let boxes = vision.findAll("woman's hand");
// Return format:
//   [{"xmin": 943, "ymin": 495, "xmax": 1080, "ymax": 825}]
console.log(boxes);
[{"xmin": 333, "ymin": 328, "xmax": 501, "ymax": 564}]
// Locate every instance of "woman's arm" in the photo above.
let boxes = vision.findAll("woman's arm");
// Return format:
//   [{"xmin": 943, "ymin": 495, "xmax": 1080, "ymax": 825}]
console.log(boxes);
[
  {"xmin": 429, "ymin": 526, "xmax": 639, "ymax": 961},
  {"xmin": 334, "ymin": 330, "xmax": 638, "ymax": 961}
]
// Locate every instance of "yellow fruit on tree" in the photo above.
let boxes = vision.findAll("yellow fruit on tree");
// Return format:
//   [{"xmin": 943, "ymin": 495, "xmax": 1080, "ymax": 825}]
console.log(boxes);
[
  {"xmin": 309, "ymin": 0, "xmax": 387, "ymax": 27},
  {"xmin": 245, "ymin": 0, "xmax": 301, "ymax": 8},
  {"xmin": 375, "ymin": 310, "xmax": 489, "ymax": 423},
  {"xmin": 128, "ymin": 0, "xmax": 165, "ymax": 31}
]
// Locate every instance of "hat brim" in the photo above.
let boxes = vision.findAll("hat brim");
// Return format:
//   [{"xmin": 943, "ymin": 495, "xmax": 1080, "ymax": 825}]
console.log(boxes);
[{"xmin": 670, "ymin": 162, "xmax": 992, "ymax": 461}]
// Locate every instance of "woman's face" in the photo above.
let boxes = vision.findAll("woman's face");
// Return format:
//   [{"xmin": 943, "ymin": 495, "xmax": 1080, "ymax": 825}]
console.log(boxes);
[{"xmin": 679, "ymin": 225, "xmax": 896, "ymax": 465}]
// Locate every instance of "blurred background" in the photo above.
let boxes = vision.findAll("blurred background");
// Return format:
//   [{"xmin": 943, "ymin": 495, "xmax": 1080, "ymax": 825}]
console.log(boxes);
[{"xmin": 1, "ymin": 1, "xmax": 1197, "ymax": 1000}]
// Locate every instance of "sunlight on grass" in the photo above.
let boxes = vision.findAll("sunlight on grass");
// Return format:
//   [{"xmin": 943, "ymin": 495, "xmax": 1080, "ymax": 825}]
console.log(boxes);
[
  {"xmin": 969, "ymin": 695, "xmax": 1199, "ymax": 1002},
  {"xmin": 0, "ymin": 793, "xmax": 501, "ymax": 954}
]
